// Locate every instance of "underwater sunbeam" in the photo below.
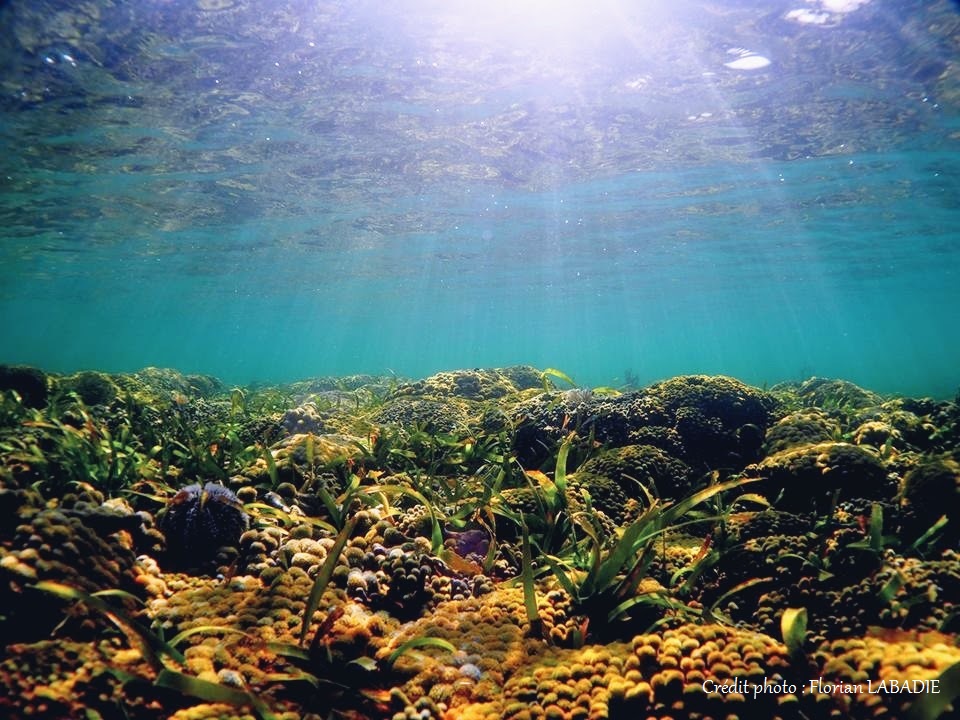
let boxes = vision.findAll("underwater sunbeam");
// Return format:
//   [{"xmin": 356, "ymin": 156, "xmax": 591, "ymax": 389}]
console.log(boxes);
[{"xmin": 434, "ymin": 0, "xmax": 644, "ymax": 54}]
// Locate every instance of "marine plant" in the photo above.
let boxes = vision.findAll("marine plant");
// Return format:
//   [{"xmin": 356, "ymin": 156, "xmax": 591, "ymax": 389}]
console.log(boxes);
[
  {"xmin": 163, "ymin": 419, "xmax": 256, "ymax": 484},
  {"xmin": 496, "ymin": 431, "xmax": 761, "ymax": 642},
  {"xmin": 844, "ymin": 503, "xmax": 898, "ymax": 559},
  {"xmin": 0, "ymin": 390, "xmax": 150, "ymax": 497},
  {"xmin": 539, "ymin": 367, "xmax": 578, "ymax": 391},
  {"xmin": 0, "ymin": 389, "xmax": 28, "ymax": 428},
  {"xmin": 520, "ymin": 515, "xmax": 543, "ymax": 637},
  {"xmin": 349, "ymin": 426, "xmax": 410, "ymax": 475},
  {"xmin": 908, "ymin": 660, "xmax": 960, "ymax": 720},
  {"xmin": 516, "ymin": 430, "xmax": 577, "ymax": 555},
  {"xmin": 381, "ymin": 636, "xmax": 457, "ymax": 672},
  {"xmin": 781, "ymin": 606, "xmax": 808, "ymax": 660},
  {"xmin": 538, "ymin": 367, "xmax": 621, "ymax": 402},
  {"xmin": 241, "ymin": 385, "xmax": 296, "ymax": 416},
  {"xmin": 348, "ymin": 423, "xmax": 517, "ymax": 541},
  {"xmin": 370, "ymin": 423, "xmax": 509, "ymax": 481},
  {"xmin": 540, "ymin": 469, "xmax": 762, "ymax": 640}
]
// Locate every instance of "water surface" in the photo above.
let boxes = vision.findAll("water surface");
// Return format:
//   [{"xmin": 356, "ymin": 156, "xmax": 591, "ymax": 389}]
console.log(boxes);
[{"xmin": 1, "ymin": 0, "xmax": 958, "ymax": 396}]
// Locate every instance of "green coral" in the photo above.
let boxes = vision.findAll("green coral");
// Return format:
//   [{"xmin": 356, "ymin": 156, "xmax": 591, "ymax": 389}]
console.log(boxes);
[
  {"xmin": 392, "ymin": 367, "xmax": 534, "ymax": 401},
  {"xmin": 763, "ymin": 409, "xmax": 840, "ymax": 454},
  {"xmin": 774, "ymin": 377, "xmax": 884, "ymax": 411},
  {"xmin": 578, "ymin": 444, "xmax": 695, "ymax": 500},
  {"xmin": 898, "ymin": 455, "xmax": 960, "ymax": 547},
  {"xmin": 373, "ymin": 397, "xmax": 471, "ymax": 435},
  {"xmin": 747, "ymin": 442, "xmax": 890, "ymax": 513}
]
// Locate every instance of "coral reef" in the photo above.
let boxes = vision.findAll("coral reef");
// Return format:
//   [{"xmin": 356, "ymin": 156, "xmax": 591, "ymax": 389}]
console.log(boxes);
[
  {"xmin": 373, "ymin": 397, "xmax": 472, "ymax": 435},
  {"xmin": 392, "ymin": 367, "xmax": 539, "ymax": 401},
  {"xmin": 745, "ymin": 441, "xmax": 891, "ymax": 512},
  {"xmin": 763, "ymin": 409, "xmax": 840, "ymax": 454},
  {"xmin": 578, "ymin": 444, "xmax": 695, "ymax": 500},
  {"xmin": 898, "ymin": 454, "xmax": 960, "ymax": 547},
  {"xmin": 513, "ymin": 374, "xmax": 778, "ymax": 471},
  {"xmin": 0, "ymin": 365, "xmax": 957, "ymax": 720},
  {"xmin": 0, "ymin": 639, "xmax": 161, "ymax": 719},
  {"xmin": 644, "ymin": 374, "xmax": 779, "ymax": 468},
  {"xmin": 0, "ymin": 494, "xmax": 149, "ymax": 644},
  {"xmin": 512, "ymin": 390, "xmax": 671, "ymax": 468},
  {"xmin": 773, "ymin": 377, "xmax": 884, "ymax": 411}
]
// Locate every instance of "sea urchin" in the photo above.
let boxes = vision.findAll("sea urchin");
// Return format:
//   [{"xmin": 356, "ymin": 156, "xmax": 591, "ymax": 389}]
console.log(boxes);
[{"xmin": 157, "ymin": 482, "xmax": 248, "ymax": 571}]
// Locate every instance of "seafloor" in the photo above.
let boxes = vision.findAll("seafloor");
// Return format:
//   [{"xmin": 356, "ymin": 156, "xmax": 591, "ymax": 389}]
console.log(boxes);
[{"xmin": 0, "ymin": 364, "xmax": 957, "ymax": 720}]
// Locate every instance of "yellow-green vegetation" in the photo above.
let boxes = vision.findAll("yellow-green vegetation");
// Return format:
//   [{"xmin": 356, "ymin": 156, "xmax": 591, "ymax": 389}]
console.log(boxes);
[{"xmin": 0, "ymin": 366, "xmax": 958, "ymax": 719}]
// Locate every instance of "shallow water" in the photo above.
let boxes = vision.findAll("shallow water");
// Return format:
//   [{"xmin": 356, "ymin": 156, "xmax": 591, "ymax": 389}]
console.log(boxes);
[{"xmin": 1, "ymin": 0, "xmax": 958, "ymax": 396}]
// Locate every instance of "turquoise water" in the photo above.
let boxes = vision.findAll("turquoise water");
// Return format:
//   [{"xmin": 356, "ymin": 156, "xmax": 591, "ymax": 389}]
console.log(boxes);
[{"xmin": 1, "ymin": 0, "xmax": 958, "ymax": 396}]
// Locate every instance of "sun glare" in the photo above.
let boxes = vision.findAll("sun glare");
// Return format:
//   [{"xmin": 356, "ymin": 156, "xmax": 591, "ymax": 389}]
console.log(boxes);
[{"xmin": 442, "ymin": 0, "xmax": 636, "ymax": 53}]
